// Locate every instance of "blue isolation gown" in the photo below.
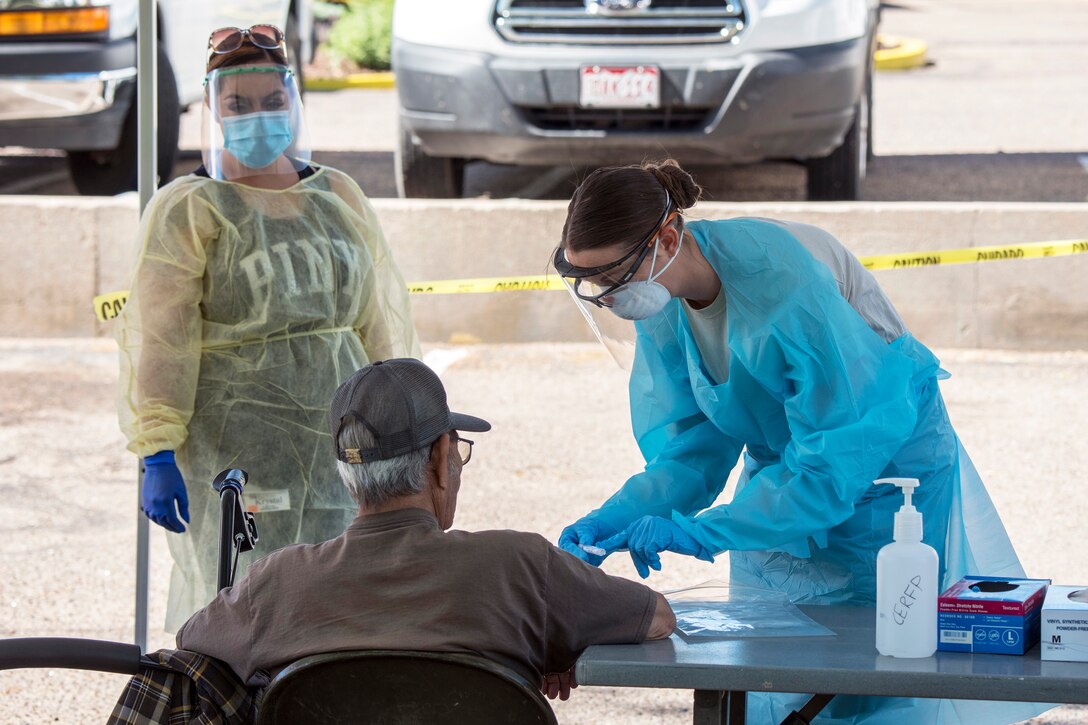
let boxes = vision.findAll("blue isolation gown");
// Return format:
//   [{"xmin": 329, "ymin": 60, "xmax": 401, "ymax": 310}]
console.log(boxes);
[{"xmin": 588, "ymin": 219, "xmax": 1048, "ymax": 724}]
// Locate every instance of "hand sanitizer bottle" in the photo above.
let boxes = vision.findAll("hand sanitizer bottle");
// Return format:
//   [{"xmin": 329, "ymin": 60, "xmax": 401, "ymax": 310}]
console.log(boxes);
[{"xmin": 875, "ymin": 477, "xmax": 938, "ymax": 658}]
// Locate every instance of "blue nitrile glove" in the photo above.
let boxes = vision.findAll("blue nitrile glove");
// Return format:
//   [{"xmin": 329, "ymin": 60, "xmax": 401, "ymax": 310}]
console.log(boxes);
[
  {"xmin": 558, "ymin": 516, "xmax": 619, "ymax": 566},
  {"xmin": 142, "ymin": 450, "xmax": 190, "ymax": 534},
  {"xmin": 599, "ymin": 515, "xmax": 715, "ymax": 579}
]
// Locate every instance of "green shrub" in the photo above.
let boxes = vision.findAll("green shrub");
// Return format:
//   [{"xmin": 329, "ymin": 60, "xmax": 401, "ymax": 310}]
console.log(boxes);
[{"xmin": 325, "ymin": 0, "xmax": 394, "ymax": 70}]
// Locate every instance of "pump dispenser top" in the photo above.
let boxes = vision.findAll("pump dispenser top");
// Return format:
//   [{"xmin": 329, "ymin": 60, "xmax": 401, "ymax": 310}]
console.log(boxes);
[{"xmin": 876, "ymin": 477, "xmax": 923, "ymax": 542}]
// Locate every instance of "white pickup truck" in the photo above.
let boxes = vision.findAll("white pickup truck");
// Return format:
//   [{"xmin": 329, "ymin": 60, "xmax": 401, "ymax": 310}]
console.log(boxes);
[
  {"xmin": 0, "ymin": 0, "xmax": 312, "ymax": 195},
  {"xmin": 393, "ymin": 0, "xmax": 879, "ymax": 200}
]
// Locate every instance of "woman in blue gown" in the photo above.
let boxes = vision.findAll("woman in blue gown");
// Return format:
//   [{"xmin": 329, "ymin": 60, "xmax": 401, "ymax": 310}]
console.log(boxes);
[{"xmin": 552, "ymin": 160, "xmax": 1047, "ymax": 725}]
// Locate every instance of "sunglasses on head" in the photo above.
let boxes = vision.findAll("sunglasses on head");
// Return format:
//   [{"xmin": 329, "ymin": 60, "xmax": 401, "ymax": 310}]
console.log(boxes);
[{"xmin": 208, "ymin": 24, "xmax": 285, "ymax": 55}]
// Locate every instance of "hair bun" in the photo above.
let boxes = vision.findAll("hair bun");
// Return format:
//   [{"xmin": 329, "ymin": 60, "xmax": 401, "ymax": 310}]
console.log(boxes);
[{"xmin": 642, "ymin": 159, "xmax": 702, "ymax": 210}]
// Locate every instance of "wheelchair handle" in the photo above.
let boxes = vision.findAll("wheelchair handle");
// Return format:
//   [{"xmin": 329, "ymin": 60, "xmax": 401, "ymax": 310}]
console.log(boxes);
[{"xmin": 0, "ymin": 637, "xmax": 143, "ymax": 675}]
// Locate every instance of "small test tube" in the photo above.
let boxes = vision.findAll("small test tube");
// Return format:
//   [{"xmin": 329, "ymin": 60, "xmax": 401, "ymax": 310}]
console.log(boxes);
[{"xmin": 580, "ymin": 544, "xmax": 607, "ymax": 557}]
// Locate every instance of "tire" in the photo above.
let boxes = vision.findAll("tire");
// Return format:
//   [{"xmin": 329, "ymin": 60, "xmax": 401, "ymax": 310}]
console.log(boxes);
[
  {"xmin": 68, "ymin": 44, "xmax": 180, "ymax": 196},
  {"xmin": 395, "ymin": 121, "xmax": 465, "ymax": 199},
  {"xmin": 805, "ymin": 91, "xmax": 868, "ymax": 201}
]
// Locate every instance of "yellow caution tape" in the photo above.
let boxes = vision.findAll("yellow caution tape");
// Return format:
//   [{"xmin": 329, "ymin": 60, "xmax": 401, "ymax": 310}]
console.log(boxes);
[
  {"xmin": 407, "ymin": 275, "xmax": 564, "ymax": 295},
  {"xmin": 92, "ymin": 278, "xmax": 566, "ymax": 321},
  {"xmin": 93, "ymin": 239, "xmax": 1088, "ymax": 322},
  {"xmin": 859, "ymin": 239, "xmax": 1088, "ymax": 271},
  {"xmin": 94, "ymin": 290, "xmax": 130, "ymax": 321}
]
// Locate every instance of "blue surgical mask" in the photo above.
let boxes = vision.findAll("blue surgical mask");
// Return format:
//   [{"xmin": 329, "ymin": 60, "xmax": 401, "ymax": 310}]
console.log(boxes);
[
  {"xmin": 607, "ymin": 232, "xmax": 683, "ymax": 321},
  {"xmin": 221, "ymin": 111, "xmax": 293, "ymax": 169}
]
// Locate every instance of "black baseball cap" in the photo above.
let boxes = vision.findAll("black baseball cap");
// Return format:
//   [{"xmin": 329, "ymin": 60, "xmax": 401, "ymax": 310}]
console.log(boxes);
[{"xmin": 330, "ymin": 358, "xmax": 491, "ymax": 463}]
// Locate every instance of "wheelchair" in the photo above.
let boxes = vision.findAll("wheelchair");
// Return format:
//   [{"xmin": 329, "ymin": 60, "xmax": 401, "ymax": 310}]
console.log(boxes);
[{"xmin": 0, "ymin": 468, "xmax": 557, "ymax": 724}]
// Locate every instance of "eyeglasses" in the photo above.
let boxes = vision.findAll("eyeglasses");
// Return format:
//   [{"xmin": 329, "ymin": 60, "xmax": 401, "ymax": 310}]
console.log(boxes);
[
  {"xmin": 552, "ymin": 191, "xmax": 674, "ymax": 308},
  {"xmin": 452, "ymin": 434, "xmax": 474, "ymax": 466},
  {"xmin": 208, "ymin": 24, "xmax": 285, "ymax": 55}
]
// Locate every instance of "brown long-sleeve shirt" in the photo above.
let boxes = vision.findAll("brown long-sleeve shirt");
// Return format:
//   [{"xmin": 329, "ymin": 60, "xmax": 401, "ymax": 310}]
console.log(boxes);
[{"xmin": 178, "ymin": 508, "xmax": 656, "ymax": 684}]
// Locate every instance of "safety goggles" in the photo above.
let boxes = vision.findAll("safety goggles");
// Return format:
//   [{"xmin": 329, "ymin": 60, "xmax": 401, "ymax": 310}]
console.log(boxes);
[
  {"xmin": 553, "ymin": 192, "xmax": 675, "ymax": 308},
  {"xmin": 208, "ymin": 24, "xmax": 285, "ymax": 56}
]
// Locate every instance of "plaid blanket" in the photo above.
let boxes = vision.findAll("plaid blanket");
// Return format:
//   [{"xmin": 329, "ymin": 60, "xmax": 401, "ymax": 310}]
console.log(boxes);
[{"xmin": 107, "ymin": 649, "xmax": 259, "ymax": 725}]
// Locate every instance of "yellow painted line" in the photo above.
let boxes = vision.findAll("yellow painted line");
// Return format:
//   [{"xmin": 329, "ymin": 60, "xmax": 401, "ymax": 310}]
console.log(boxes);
[
  {"xmin": 93, "ymin": 239, "xmax": 1088, "ymax": 322},
  {"xmin": 304, "ymin": 72, "xmax": 395, "ymax": 91},
  {"xmin": 875, "ymin": 35, "xmax": 928, "ymax": 71}
]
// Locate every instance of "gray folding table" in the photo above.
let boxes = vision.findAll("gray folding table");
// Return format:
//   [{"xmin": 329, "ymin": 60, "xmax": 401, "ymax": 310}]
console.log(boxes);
[{"xmin": 575, "ymin": 605, "xmax": 1088, "ymax": 724}]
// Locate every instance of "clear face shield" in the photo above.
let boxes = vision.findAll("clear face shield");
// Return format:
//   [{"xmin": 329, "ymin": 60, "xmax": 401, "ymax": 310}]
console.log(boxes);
[
  {"xmin": 553, "ymin": 194, "xmax": 676, "ymax": 369},
  {"xmin": 201, "ymin": 64, "xmax": 312, "ymax": 181},
  {"xmin": 562, "ymin": 277, "xmax": 639, "ymax": 369}
]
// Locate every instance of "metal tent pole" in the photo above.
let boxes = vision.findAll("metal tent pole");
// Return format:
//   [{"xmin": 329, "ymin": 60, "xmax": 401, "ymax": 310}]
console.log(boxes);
[{"xmin": 134, "ymin": 0, "xmax": 158, "ymax": 653}]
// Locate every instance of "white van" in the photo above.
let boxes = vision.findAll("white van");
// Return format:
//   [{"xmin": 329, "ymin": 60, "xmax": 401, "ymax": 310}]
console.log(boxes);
[
  {"xmin": 393, "ymin": 0, "xmax": 879, "ymax": 200},
  {"xmin": 0, "ymin": 0, "xmax": 312, "ymax": 195}
]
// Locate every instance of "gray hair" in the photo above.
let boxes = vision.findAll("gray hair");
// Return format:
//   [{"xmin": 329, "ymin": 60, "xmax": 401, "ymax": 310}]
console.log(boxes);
[{"xmin": 335, "ymin": 417, "xmax": 433, "ymax": 508}]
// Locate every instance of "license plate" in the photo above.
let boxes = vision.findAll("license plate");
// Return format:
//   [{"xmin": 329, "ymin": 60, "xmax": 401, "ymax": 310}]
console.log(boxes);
[{"xmin": 579, "ymin": 65, "xmax": 660, "ymax": 109}]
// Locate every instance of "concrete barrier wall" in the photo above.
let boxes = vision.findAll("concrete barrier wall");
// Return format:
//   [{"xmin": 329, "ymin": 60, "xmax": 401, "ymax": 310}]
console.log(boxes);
[{"xmin": 2, "ymin": 196, "xmax": 1086, "ymax": 349}]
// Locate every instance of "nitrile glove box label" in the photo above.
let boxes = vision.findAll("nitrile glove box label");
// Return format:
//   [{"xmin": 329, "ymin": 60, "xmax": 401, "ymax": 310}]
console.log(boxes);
[
  {"xmin": 1041, "ymin": 585, "xmax": 1088, "ymax": 662},
  {"xmin": 937, "ymin": 576, "xmax": 1049, "ymax": 655}
]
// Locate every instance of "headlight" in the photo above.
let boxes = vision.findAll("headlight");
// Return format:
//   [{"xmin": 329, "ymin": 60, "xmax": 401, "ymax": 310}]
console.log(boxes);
[{"xmin": 0, "ymin": 0, "xmax": 111, "ymax": 37}]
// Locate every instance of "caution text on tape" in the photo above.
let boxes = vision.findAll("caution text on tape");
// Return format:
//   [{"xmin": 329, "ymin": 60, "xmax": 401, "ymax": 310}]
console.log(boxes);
[
  {"xmin": 860, "ymin": 239, "xmax": 1088, "ymax": 271},
  {"xmin": 95, "ymin": 290, "xmax": 130, "ymax": 322},
  {"xmin": 407, "ymin": 275, "xmax": 564, "ymax": 295}
]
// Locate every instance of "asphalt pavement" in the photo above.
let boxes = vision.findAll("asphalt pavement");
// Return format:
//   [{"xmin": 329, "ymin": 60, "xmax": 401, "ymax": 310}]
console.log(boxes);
[{"xmin": 1, "ymin": 0, "xmax": 1086, "ymax": 201}]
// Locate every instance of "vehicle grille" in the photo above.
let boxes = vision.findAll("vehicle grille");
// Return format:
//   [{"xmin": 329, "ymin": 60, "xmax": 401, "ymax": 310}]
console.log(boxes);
[
  {"xmin": 522, "ymin": 105, "xmax": 714, "ymax": 132},
  {"xmin": 494, "ymin": 0, "xmax": 746, "ymax": 45}
]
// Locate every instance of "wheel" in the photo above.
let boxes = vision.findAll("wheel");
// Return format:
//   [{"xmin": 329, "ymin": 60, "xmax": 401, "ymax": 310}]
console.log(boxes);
[
  {"xmin": 805, "ymin": 91, "xmax": 867, "ymax": 201},
  {"xmin": 395, "ymin": 121, "xmax": 465, "ymax": 198},
  {"xmin": 68, "ymin": 44, "xmax": 180, "ymax": 196}
]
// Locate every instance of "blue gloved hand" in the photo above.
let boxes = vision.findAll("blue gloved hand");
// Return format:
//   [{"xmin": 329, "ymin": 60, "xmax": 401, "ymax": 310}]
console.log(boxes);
[
  {"xmin": 142, "ymin": 450, "xmax": 190, "ymax": 534},
  {"xmin": 558, "ymin": 516, "xmax": 619, "ymax": 567},
  {"xmin": 599, "ymin": 515, "xmax": 715, "ymax": 579}
]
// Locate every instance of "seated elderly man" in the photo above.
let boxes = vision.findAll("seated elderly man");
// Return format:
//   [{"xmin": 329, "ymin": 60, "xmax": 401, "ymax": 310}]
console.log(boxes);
[{"xmin": 177, "ymin": 357, "xmax": 675, "ymax": 700}]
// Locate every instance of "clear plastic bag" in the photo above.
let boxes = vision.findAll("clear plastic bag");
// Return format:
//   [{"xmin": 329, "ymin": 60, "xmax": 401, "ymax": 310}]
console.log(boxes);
[{"xmin": 665, "ymin": 581, "xmax": 835, "ymax": 639}]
